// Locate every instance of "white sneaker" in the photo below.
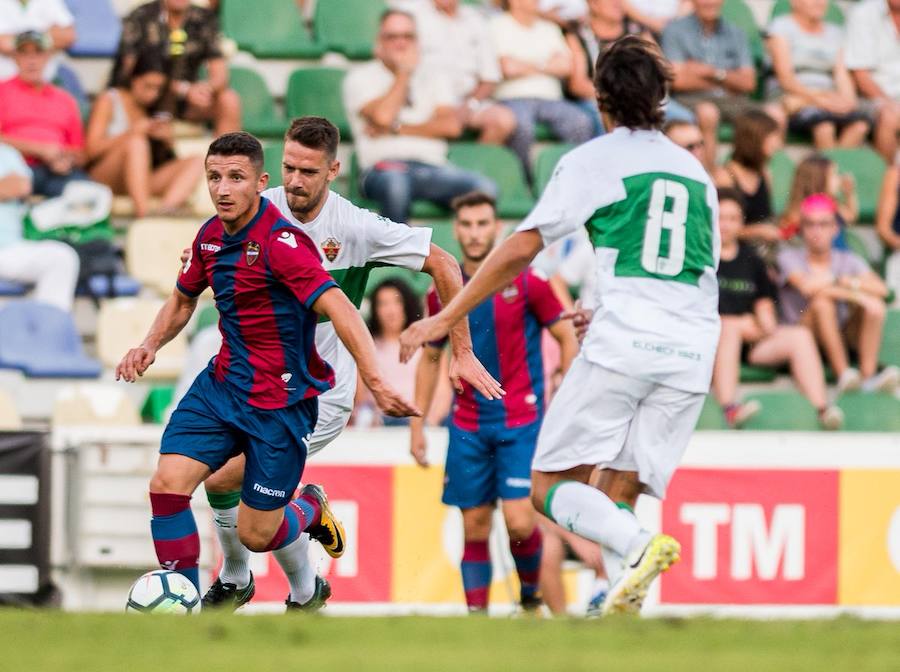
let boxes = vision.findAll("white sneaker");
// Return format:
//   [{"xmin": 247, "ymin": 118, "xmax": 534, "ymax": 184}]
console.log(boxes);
[
  {"xmin": 861, "ymin": 366, "xmax": 900, "ymax": 394},
  {"xmin": 818, "ymin": 405, "xmax": 844, "ymax": 430},
  {"xmin": 837, "ymin": 368, "xmax": 862, "ymax": 394}
]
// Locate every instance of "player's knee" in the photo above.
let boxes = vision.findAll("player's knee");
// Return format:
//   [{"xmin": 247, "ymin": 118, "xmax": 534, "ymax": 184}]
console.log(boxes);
[
  {"xmin": 506, "ymin": 519, "xmax": 535, "ymax": 542},
  {"xmin": 237, "ymin": 525, "xmax": 272, "ymax": 553},
  {"xmin": 149, "ymin": 469, "xmax": 182, "ymax": 495}
]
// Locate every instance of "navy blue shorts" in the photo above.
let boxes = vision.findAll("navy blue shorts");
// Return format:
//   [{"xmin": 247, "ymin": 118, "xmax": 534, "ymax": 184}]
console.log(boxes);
[
  {"xmin": 442, "ymin": 420, "xmax": 540, "ymax": 509},
  {"xmin": 160, "ymin": 370, "xmax": 318, "ymax": 511}
]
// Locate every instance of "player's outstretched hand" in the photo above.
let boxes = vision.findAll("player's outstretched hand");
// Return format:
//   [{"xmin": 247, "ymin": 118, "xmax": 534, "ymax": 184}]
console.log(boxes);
[
  {"xmin": 409, "ymin": 430, "xmax": 429, "ymax": 468},
  {"xmin": 369, "ymin": 379, "xmax": 422, "ymax": 418},
  {"xmin": 449, "ymin": 349, "xmax": 505, "ymax": 400},
  {"xmin": 399, "ymin": 316, "xmax": 446, "ymax": 363},
  {"xmin": 115, "ymin": 345, "xmax": 156, "ymax": 382},
  {"xmin": 561, "ymin": 300, "xmax": 593, "ymax": 344}
]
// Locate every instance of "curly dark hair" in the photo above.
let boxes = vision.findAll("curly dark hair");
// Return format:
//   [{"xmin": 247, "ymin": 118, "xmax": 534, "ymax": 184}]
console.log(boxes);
[
  {"xmin": 366, "ymin": 278, "xmax": 423, "ymax": 339},
  {"xmin": 594, "ymin": 35, "xmax": 672, "ymax": 131}
]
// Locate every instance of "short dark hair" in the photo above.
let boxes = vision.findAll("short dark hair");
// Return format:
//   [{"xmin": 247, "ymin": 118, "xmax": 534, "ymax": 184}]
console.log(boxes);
[
  {"xmin": 594, "ymin": 35, "xmax": 672, "ymax": 131},
  {"xmin": 451, "ymin": 191, "xmax": 497, "ymax": 216},
  {"xmin": 717, "ymin": 187, "xmax": 745, "ymax": 214},
  {"xmin": 206, "ymin": 131, "xmax": 264, "ymax": 174},
  {"xmin": 284, "ymin": 116, "xmax": 340, "ymax": 160},
  {"xmin": 367, "ymin": 278, "xmax": 423, "ymax": 338},
  {"xmin": 129, "ymin": 50, "xmax": 167, "ymax": 80},
  {"xmin": 731, "ymin": 110, "xmax": 779, "ymax": 171}
]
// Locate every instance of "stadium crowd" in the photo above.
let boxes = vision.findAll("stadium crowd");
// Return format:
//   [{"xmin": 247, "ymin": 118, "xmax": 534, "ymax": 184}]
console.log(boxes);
[{"xmin": 1, "ymin": 0, "xmax": 900, "ymax": 431}]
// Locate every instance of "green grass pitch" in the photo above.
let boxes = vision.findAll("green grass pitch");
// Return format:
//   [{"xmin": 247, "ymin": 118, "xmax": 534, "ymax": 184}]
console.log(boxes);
[{"xmin": 2, "ymin": 611, "xmax": 896, "ymax": 671}]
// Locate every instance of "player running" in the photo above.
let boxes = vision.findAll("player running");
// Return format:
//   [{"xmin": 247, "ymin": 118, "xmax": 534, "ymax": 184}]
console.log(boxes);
[
  {"xmin": 116, "ymin": 132, "xmax": 420, "ymax": 602},
  {"xmin": 200, "ymin": 117, "xmax": 503, "ymax": 611},
  {"xmin": 411, "ymin": 191, "xmax": 578, "ymax": 614},
  {"xmin": 400, "ymin": 36, "xmax": 721, "ymax": 616}
]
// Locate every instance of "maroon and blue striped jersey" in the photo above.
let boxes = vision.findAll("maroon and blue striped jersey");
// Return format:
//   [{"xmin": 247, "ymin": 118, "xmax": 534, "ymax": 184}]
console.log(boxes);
[
  {"xmin": 427, "ymin": 267, "xmax": 563, "ymax": 431},
  {"xmin": 176, "ymin": 197, "xmax": 337, "ymax": 409}
]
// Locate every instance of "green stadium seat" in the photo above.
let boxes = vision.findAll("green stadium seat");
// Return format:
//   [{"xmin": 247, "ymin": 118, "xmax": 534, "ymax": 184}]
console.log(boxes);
[
  {"xmin": 314, "ymin": 0, "xmax": 386, "ymax": 60},
  {"xmin": 769, "ymin": 150, "xmax": 795, "ymax": 215},
  {"xmin": 194, "ymin": 304, "xmax": 219, "ymax": 334},
  {"xmin": 533, "ymin": 143, "xmax": 575, "ymax": 197},
  {"xmin": 770, "ymin": 0, "xmax": 844, "ymax": 25},
  {"xmin": 823, "ymin": 147, "xmax": 886, "ymax": 222},
  {"xmin": 722, "ymin": 0, "xmax": 766, "ymax": 66},
  {"xmin": 229, "ymin": 67, "xmax": 287, "ymax": 138},
  {"xmin": 285, "ymin": 67, "xmax": 352, "ymax": 140},
  {"xmin": 741, "ymin": 391, "xmax": 820, "ymax": 431},
  {"xmin": 365, "ymin": 265, "xmax": 433, "ymax": 297},
  {"xmin": 428, "ymin": 221, "xmax": 462, "ymax": 260},
  {"xmin": 221, "ymin": 0, "xmax": 324, "ymax": 58},
  {"xmin": 879, "ymin": 309, "xmax": 900, "ymax": 368},
  {"xmin": 740, "ymin": 364, "xmax": 778, "ymax": 383},
  {"xmin": 447, "ymin": 143, "xmax": 534, "ymax": 219},
  {"xmin": 837, "ymin": 392, "xmax": 900, "ymax": 432},
  {"xmin": 141, "ymin": 385, "xmax": 174, "ymax": 424},
  {"xmin": 844, "ymin": 228, "xmax": 874, "ymax": 264},
  {"xmin": 695, "ymin": 395, "xmax": 728, "ymax": 430},
  {"xmin": 262, "ymin": 141, "xmax": 284, "ymax": 187}
]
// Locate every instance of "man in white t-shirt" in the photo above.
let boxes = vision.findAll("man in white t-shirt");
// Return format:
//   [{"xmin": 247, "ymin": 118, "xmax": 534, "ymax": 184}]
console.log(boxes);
[
  {"xmin": 199, "ymin": 116, "xmax": 503, "ymax": 612},
  {"xmin": 844, "ymin": 0, "xmax": 900, "ymax": 163},
  {"xmin": 491, "ymin": 0, "xmax": 595, "ymax": 173},
  {"xmin": 342, "ymin": 9, "xmax": 496, "ymax": 223},
  {"xmin": 405, "ymin": 0, "xmax": 517, "ymax": 145},
  {"xmin": 400, "ymin": 36, "xmax": 720, "ymax": 616}
]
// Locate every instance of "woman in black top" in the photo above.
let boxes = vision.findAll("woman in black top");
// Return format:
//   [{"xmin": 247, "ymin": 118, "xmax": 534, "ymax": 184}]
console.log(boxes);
[{"xmin": 713, "ymin": 188, "xmax": 842, "ymax": 429}]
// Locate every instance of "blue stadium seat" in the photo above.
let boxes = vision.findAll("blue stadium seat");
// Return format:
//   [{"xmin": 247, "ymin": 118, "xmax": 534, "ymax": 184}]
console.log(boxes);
[
  {"xmin": 65, "ymin": 0, "xmax": 121, "ymax": 57},
  {"xmin": 0, "ymin": 301, "xmax": 101, "ymax": 378},
  {"xmin": 0, "ymin": 280, "xmax": 29, "ymax": 297}
]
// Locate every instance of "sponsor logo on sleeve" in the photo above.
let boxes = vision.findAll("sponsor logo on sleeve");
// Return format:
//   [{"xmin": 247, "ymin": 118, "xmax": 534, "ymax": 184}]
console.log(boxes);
[{"xmin": 277, "ymin": 230, "xmax": 298, "ymax": 249}]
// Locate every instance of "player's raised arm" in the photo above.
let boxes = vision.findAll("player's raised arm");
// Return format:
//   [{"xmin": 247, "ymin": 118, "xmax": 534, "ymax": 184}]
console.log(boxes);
[
  {"xmin": 399, "ymin": 229, "xmax": 545, "ymax": 361},
  {"xmin": 116, "ymin": 287, "xmax": 199, "ymax": 382},
  {"xmin": 313, "ymin": 286, "xmax": 421, "ymax": 418},
  {"xmin": 420, "ymin": 243, "xmax": 504, "ymax": 400}
]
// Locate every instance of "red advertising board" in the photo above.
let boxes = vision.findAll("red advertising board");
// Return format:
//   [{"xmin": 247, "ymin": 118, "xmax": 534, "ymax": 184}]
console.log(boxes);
[{"xmin": 660, "ymin": 468, "xmax": 839, "ymax": 604}]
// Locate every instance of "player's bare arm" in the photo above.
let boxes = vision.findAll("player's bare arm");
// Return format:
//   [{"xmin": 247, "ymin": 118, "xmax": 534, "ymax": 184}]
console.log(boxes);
[
  {"xmin": 400, "ymin": 229, "xmax": 545, "ymax": 360},
  {"xmin": 116, "ymin": 287, "xmax": 198, "ymax": 382},
  {"xmin": 548, "ymin": 317, "xmax": 579, "ymax": 376},
  {"xmin": 313, "ymin": 285, "xmax": 421, "ymax": 418},
  {"xmin": 421, "ymin": 243, "xmax": 504, "ymax": 400},
  {"xmin": 409, "ymin": 344, "xmax": 443, "ymax": 468}
]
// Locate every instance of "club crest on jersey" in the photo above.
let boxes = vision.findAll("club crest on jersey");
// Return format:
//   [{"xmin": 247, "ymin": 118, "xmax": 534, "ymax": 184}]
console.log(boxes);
[
  {"xmin": 321, "ymin": 237, "xmax": 342, "ymax": 262},
  {"xmin": 245, "ymin": 241, "xmax": 260, "ymax": 266},
  {"xmin": 501, "ymin": 283, "xmax": 519, "ymax": 302}
]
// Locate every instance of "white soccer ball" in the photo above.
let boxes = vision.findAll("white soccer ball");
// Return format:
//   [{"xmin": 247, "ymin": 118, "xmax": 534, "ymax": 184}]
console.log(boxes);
[{"xmin": 125, "ymin": 570, "xmax": 201, "ymax": 614}]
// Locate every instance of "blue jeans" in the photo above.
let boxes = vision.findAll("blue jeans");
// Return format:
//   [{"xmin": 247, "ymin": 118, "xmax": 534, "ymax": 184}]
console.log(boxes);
[
  {"xmin": 30, "ymin": 164, "xmax": 91, "ymax": 198},
  {"xmin": 361, "ymin": 160, "xmax": 497, "ymax": 223}
]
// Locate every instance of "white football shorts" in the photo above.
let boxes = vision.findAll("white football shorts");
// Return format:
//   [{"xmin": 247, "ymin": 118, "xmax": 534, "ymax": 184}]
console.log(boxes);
[
  {"xmin": 532, "ymin": 356, "xmax": 705, "ymax": 498},
  {"xmin": 307, "ymin": 400, "xmax": 352, "ymax": 458}
]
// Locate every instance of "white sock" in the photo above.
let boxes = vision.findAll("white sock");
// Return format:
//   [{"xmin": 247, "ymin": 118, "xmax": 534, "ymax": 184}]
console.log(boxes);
[
  {"xmin": 211, "ymin": 505, "xmax": 251, "ymax": 588},
  {"xmin": 600, "ymin": 546, "xmax": 624, "ymax": 586},
  {"xmin": 547, "ymin": 481, "xmax": 650, "ymax": 558},
  {"xmin": 273, "ymin": 532, "xmax": 316, "ymax": 605}
]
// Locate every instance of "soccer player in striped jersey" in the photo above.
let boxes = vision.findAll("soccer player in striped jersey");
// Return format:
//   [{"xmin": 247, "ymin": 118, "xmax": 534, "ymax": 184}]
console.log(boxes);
[
  {"xmin": 200, "ymin": 117, "xmax": 502, "ymax": 611},
  {"xmin": 410, "ymin": 191, "xmax": 578, "ymax": 613},
  {"xmin": 116, "ymin": 132, "xmax": 420, "ymax": 600},
  {"xmin": 400, "ymin": 36, "xmax": 721, "ymax": 615}
]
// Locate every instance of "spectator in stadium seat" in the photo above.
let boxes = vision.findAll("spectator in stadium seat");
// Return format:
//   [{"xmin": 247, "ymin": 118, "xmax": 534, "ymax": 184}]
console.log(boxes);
[
  {"xmin": 713, "ymin": 110, "xmax": 781, "ymax": 243},
  {"xmin": 405, "ymin": 0, "xmax": 517, "ymax": 145},
  {"xmin": 343, "ymin": 9, "xmax": 496, "ymax": 223},
  {"xmin": 662, "ymin": 0, "xmax": 784, "ymax": 170},
  {"xmin": 778, "ymin": 194, "xmax": 899, "ymax": 395},
  {"xmin": 110, "ymin": 0, "xmax": 241, "ymax": 136},
  {"xmin": 663, "ymin": 118, "xmax": 708, "ymax": 168},
  {"xmin": 844, "ymin": 0, "xmax": 900, "ymax": 163},
  {"xmin": 875, "ymin": 158, "xmax": 900, "ymax": 305},
  {"xmin": 0, "ymin": 143, "xmax": 79, "ymax": 312},
  {"xmin": 354, "ymin": 278, "xmax": 423, "ymax": 427},
  {"xmin": 490, "ymin": 0, "xmax": 595, "ymax": 174},
  {"xmin": 85, "ymin": 51, "xmax": 204, "ymax": 218},
  {"xmin": 0, "ymin": 0, "xmax": 87, "ymax": 106},
  {"xmin": 713, "ymin": 188, "xmax": 843, "ymax": 430},
  {"xmin": 767, "ymin": 0, "xmax": 877, "ymax": 155},
  {"xmin": 780, "ymin": 154, "xmax": 858, "ymax": 249},
  {"xmin": 0, "ymin": 31, "xmax": 88, "ymax": 197}
]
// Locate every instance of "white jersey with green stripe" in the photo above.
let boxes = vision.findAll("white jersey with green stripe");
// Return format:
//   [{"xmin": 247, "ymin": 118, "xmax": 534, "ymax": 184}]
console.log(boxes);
[
  {"xmin": 517, "ymin": 128, "xmax": 720, "ymax": 394},
  {"xmin": 263, "ymin": 187, "xmax": 432, "ymax": 409}
]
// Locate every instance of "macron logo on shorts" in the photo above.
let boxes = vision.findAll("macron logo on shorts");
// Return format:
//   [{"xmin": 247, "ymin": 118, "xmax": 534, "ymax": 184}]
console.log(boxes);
[
  {"xmin": 253, "ymin": 483, "xmax": 286, "ymax": 498},
  {"xmin": 506, "ymin": 477, "xmax": 531, "ymax": 489}
]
